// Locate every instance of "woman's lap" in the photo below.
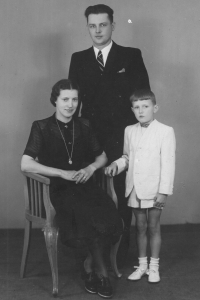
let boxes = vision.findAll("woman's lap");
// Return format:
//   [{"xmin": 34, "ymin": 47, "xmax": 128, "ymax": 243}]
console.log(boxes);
[{"xmin": 50, "ymin": 182, "xmax": 123, "ymax": 247}]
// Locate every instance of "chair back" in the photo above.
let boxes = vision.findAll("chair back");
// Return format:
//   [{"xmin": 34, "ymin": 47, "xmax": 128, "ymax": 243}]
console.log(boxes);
[{"xmin": 22, "ymin": 172, "xmax": 56, "ymax": 227}]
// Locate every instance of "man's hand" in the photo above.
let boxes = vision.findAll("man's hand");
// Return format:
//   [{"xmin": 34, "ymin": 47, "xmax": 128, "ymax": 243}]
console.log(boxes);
[
  {"xmin": 153, "ymin": 193, "xmax": 167, "ymax": 210},
  {"xmin": 105, "ymin": 162, "xmax": 118, "ymax": 177}
]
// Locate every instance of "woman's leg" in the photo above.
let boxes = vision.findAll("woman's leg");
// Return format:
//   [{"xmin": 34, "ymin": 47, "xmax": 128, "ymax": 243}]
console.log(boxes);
[
  {"xmin": 133, "ymin": 208, "xmax": 148, "ymax": 257},
  {"xmin": 87, "ymin": 237, "xmax": 113, "ymax": 298},
  {"xmin": 148, "ymin": 208, "xmax": 162, "ymax": 258},
  {"xmin": 84, "ymin": 251, "xmax": 93, "ymax": 273},
  {"xmin": 87, "ymin": 237, "xmax": 108, "ymax": 278}
]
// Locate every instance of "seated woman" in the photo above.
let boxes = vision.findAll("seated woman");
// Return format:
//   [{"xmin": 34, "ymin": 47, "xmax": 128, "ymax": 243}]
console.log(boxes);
[{"xmin": 21, "ymin": 79, "xmax": 123, "ymax": 299}]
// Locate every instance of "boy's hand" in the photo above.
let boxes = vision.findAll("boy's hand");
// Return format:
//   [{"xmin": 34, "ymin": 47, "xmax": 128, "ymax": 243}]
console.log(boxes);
[
  {"xmin": 105, "ymin": 162, "xmax": 118, "ymax": 177},
  {"xmin": 153, "ymin": 193, "xmax": 167, "ymax": 210}
]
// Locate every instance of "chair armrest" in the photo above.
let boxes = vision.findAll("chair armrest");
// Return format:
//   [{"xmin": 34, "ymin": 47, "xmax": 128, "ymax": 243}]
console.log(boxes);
[
  {"xmin": 97, "ymin": 168, "xmax": 118, "ymax": 208},
  {"xmin": 22, "ymin": 171, "xmax": 50, "ymax": 185}
]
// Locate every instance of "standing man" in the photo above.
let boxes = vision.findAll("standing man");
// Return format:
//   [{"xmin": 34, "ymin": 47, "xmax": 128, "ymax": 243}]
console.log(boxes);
[{"xmin": 69, "ymin": 4, "xmax": 150, "ymax": 266}]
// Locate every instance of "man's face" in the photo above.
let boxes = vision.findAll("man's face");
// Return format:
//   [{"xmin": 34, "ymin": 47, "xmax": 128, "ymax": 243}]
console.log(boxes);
[
  {"xmin": 131, "ymin": 99, "xmax": 158, "ymax": 124},
  {"xmin": 87, "ymin": 13, "xmax": 114, "ymax": 49}
]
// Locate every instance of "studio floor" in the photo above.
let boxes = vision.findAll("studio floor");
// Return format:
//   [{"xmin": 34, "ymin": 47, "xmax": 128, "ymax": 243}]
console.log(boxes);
[{"xmin": 1, "ymin": 224, "xmax": 200, "ymax": 300}]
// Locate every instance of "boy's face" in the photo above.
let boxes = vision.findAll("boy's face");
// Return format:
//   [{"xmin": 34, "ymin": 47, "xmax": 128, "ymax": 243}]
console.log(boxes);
[
  {"xmin": 87, "ymin": 13, "xmax": 115, "ymax": 49},
  {"xmin": 131, "ymin": 99, "xmax": 158, "ymax": 124}
]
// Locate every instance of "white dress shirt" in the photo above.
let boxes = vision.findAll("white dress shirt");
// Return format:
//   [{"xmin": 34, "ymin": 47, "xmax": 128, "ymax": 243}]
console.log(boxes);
[{"xmin": 93, "ymin": 40, "xmax": 113, "ymax": 66}]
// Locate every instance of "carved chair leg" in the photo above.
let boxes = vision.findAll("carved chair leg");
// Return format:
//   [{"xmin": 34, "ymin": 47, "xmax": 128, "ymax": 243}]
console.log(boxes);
[
  {"xmin": 20, "ymin": 219, "xmax": 32, "ymax": 278},
  {"xmin": 43, "ymin": 226, "xmax": 59, "ymax": 297},
  {"xmin": 110, "ymin": 219, "xmax": 124, "ymax": 278}
]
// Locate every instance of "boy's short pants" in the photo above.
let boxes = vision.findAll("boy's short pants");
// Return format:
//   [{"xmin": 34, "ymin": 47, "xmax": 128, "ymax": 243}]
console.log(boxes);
[{"xmin": 128, "ymin": 188, "xmax": 156, "ymax": 209}]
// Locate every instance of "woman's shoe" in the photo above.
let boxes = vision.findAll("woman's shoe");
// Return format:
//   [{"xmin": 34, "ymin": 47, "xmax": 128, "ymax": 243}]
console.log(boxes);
[
  {"xmin": 80, "ymin": 260, "xmax": 97, "ymax": 294},
  {"xmin": 97, "ymin": 275, "xmax": 113, "ymax": 299},
  {"xmin": 84, "ymin": 271, "xmax": 98, "ymax": 294}
]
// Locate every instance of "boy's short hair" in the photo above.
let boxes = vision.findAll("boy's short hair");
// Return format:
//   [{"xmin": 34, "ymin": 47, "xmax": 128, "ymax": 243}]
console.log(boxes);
[
  {"xmin": 130, "ymin": 89, "xmax": 156, "ymax": 105},
  {"xmin": 84, "ymin": 4, "xmax": 114, "ymax": 23}
]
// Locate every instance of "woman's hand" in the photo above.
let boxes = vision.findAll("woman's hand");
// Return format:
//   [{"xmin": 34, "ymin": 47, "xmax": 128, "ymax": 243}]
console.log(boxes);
[
  {"xmin": 60, "ymin": 170, "xmax": 77, "ymax": 181},
  {"xmin": 72, "ymin": 165, "xmax": 96, "ymax": 184},
  {"xmin": 153, "ymin": 193, "xmax": 167, "ymax": 210},
  {"xmin": 105, "ymin": 162, "xmax": 118, "ymax": 177}
]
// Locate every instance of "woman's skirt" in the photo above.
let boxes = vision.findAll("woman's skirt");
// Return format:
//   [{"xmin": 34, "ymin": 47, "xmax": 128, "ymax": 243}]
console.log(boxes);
[{"xmin": 50, "ymin": 180, "xmax": 123, "ymax": 248}]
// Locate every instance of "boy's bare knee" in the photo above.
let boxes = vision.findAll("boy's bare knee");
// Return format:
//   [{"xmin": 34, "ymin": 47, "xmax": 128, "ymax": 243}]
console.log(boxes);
[
  {"xmin": 148, "ymin": 222, "xmax": 160, "ymax": 236},
  {"xmin": 136, "ymin": 221, "xmax": 147, "ymax": 234}
]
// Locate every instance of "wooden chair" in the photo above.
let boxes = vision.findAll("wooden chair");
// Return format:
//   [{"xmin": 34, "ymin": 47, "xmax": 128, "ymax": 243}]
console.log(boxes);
[{"xmin": 20, "ymin": 169, "xmax": 123, "ymax": 297}]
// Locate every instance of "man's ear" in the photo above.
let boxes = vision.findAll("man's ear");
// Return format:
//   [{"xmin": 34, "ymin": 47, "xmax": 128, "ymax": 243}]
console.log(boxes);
[
  {"xmin": 154, "ymin": 105, "xmax": 159, "ymax": 113},
  {"xmin": 112, "ymin": 22, "xmax": 115, "ymax": 31},
  {"xmin": 131, "ymin": 107, "xmax": 134, "ymax": 113}
]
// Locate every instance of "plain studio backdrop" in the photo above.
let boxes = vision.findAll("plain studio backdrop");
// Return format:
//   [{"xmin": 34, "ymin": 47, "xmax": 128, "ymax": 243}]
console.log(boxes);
[{"xmin": 1, "ymin": 0, "xmax": 200, "ymax": 228}]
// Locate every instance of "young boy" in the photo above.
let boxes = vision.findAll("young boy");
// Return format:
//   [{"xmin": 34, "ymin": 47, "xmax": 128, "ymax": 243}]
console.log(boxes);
[{"xmin": 105, "ymin": 89, "xmax": 176, "ymax": 283}]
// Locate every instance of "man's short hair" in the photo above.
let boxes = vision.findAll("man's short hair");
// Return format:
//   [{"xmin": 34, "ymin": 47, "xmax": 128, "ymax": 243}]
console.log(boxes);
[
  {"xmin": 85, "ymin": 4, "xmax": 114, "ymax": 23},
  {"xmin": 130, "ymin": 89, "xmax": 156, "ymax": 105}
]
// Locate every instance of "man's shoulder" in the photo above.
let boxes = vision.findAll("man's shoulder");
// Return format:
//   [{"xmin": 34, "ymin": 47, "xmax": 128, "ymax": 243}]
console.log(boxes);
[
  {"xmin": 71, "ymin": 43, "xmax": 141, "ymax": 57},
  {"xmin": 71, "ymin": 47, "xmax": 93, "ymax": 58},
  {"xmin": 113, "ymin": 42, "xmax": 141, "ymax": 55}
]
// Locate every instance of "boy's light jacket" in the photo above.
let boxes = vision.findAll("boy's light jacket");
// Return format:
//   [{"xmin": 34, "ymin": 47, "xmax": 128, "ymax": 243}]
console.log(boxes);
[{"xmin": 115, "ymin": 120, "xmax": 176, "ymax": 199}]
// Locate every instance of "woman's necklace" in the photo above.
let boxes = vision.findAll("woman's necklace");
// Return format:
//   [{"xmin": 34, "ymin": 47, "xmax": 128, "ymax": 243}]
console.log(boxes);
[{"xmin": 56, "ymin": 117, "xmax": 74, "ymax": 164}]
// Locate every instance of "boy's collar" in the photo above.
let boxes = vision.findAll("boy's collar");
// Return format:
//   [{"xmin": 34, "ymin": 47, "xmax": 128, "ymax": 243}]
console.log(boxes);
[{"xmin": 139, "ymin": 119, "xmax": 155, "ymax": 128}]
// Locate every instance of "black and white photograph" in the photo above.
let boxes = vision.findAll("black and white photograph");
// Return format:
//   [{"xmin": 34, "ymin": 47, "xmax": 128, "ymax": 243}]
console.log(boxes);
[{"xmin": 1, "ymin": 1, "xmax": 200, "ymax": 299}]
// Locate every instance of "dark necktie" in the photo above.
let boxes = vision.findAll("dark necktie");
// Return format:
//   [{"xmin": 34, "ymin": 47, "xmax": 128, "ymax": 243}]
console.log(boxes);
[{"xmin": 97, "ymin": 50, "xmax": 104, "ymax": 72}]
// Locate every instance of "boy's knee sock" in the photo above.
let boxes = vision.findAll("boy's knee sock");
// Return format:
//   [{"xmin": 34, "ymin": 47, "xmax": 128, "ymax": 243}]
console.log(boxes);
[
  {"xmin": 138, "ymin": 257, "xmax": 148, "ymax": 270},
  {"xmin": 149, "ymin": 257, "xmax": 159, "ymax": 271}
]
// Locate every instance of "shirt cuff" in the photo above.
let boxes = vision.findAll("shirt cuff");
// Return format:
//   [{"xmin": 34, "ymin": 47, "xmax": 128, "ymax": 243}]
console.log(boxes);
[{"xmin": 114, "ymin": 158, "xmax": 127, "ymax": 174}]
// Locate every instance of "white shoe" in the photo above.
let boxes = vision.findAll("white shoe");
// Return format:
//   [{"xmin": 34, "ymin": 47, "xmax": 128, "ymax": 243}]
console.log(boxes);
[
  {"xmin": 127, "ymin": 267, "xmax": 148, "ymax": 281},
  {"xmin": 148, "ymin": 269, "xmax": 160, "ymax": 283}
]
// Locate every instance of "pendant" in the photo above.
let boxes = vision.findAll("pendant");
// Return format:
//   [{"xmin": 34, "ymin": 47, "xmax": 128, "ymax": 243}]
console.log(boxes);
[{"xmin": 69, "ymin": 159, "xmax": 72, "ymax": 164}]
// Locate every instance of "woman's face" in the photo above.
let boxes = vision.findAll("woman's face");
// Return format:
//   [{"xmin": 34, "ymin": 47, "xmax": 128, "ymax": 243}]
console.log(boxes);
[{"xmin": 55, "ymin": 89, "xmax": 79, "ymax": 122}]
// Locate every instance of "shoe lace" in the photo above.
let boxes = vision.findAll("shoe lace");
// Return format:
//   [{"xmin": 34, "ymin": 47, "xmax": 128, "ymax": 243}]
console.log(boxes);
[
  {"xmin": 148, "ymin": 269, "xmax": 158, "ymax": 275},
  {"xmin": 99, "ymin": 275, "xmax": 110, "ymax": 287},
  {"xmin": 133, "ymin": 266, "xmax": 146, "ymax": 274}
]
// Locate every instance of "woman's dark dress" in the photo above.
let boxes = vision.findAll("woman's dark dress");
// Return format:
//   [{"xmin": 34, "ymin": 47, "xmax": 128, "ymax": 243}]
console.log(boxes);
[{"xmin": 24, "ymin": 114, "xmax": 123, "ymax": 248}]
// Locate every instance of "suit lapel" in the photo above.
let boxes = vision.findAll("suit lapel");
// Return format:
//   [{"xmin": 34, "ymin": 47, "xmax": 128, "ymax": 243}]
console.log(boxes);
[
  {"xmin": 104, "ymin": 42, "xmax": 120, "ymax": 73},
  {"xmin": 85, "ymin": 47, "xmax": 101, "ymax": 75}
]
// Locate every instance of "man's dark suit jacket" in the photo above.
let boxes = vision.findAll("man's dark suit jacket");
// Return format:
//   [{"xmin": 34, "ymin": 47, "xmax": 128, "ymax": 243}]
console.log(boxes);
[{"xmin": 69, "ymin": 41, "xmax": 150, "ymax": 162}]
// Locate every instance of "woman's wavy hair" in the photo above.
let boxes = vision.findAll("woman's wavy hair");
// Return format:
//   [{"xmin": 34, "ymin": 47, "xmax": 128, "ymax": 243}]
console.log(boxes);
[
  {"xmin": 50, "ymin": 79, "xmax": 81, "ymax": 117},
  {"xmin": 50, "ymin": 79, "xmax": 80, "ymax": 106}
]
